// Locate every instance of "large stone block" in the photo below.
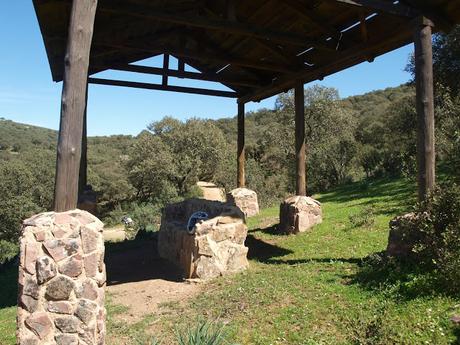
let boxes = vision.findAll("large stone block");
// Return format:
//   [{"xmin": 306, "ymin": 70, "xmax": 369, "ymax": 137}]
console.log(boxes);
[
  {"xmin": 227, "ymin": 188, "xmax": 259, "ymax": 217},
  {"xmin": 158, "ymin": 199, "xmax": 249, "ymax": 279},
  {"xmin": 386, "ymin": 212, "xmax": 426, "ymax": 258},
  {"xmin": 196, "ymin": 181, "xmax": 226, "ymax": 202},
  {"xmin": 278, "ymin": 196, "xmax": 322, "ymax": 234},
  {"xmin": 17, "ymin": 210, "xmax": 106, "ymax": 345}
]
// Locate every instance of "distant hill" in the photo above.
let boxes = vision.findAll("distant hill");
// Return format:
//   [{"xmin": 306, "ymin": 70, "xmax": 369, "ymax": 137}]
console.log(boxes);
[
  {"xmin": 0, "ymin": 118, "xmax": 57, "ymax": 154},
  {"xmin": 0, "ymin": 83, "xmax": 414, "ymax": 204},
  {"xmin": 342, "ymin": 84, "xmax": 414, "ymax": 119}
]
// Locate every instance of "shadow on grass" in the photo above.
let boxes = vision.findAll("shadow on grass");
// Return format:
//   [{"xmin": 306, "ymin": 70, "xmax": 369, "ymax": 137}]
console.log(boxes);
[
  {"xmin": 317, "ymin": 177, "xmax": 416, "ymax": 209},
  {"xmin": 348, "ymin": 251, "xmax": 457, "ymax": 301},
  {"xmin": 0, "ymin": 264, "xmax": 18, "ymax": 309},
  {"xmin": 453, "ymin": 327, "xmax": 460, "ymax": 344},
  {"xmin": 248, "ymin": 224, "xmax": 287, "ymax": 237},
  {"xmin": 264, "ymin": 257, "xmax": 362, "ymax": 265},
  {"xmin": 105, "ymin": 231, "xmax": 184, "ymax": 286},
  {"xmin": 245, "ymin": 234, "xmax": 292, "ymax": 263}
]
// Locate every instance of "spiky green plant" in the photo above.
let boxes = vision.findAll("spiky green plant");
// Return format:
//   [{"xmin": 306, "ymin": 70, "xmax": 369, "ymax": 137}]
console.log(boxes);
[{"xmin": 175, "ymin": 321, "xmax": 227, "ymax": 345}]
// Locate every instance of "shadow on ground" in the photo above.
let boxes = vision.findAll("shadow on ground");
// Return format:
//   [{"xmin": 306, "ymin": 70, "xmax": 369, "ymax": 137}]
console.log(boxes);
[
  {"xmin": 264, "ymin": 257, "xmax": 362, "ymax": 265},
  {"xmin": 105, "ymin": 233, "xmax": 184, "ymax": 286},
  {"xmin": 317, "ymin": 177, "xmax": 416, "ymax": 211},
  {"xmin": 248, "ymin": 224, "xmax": 285, "ymax": 236},
  {"xmin": 245, "ymin": 233, "xmax": 292, "ymax": 263},
  {"xmin": 0, "ymin": 263, "xmax": 18, "ymax": 309}
]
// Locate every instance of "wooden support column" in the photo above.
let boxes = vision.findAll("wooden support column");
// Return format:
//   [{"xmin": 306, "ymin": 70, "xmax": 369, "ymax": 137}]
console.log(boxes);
[
  {"xmin": 237, "ymin": 102, "xmax": 245, "ymax": 188},
  {"xmin": 78, "ymin": 83, "xmax": 88, "ymax": 197},
  {"xmin": 414, "ymin": 17, "xmax": 435, "ymax": 201},
  {"xmin": 54, "ymin": 0, "xmax": 98, "ymax": 212},
  {"xmin": 295, "ymin": 81, "xmax": 306, "ymax": 196},
  {"xmin": 162, "ymin": 54, "xmax": 169, "ymax": 86}
]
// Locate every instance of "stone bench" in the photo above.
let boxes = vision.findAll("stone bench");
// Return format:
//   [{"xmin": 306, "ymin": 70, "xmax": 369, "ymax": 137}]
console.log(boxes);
[{"xmin": 158, "ymin": 198, "xmax": 249, "ymax": 279}]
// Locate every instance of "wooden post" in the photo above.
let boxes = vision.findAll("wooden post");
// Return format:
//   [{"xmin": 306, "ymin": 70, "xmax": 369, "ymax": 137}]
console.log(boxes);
[
  {"xmin": 78, "ymin": 83, "xmax": 88, "ymax": 197},
  {"xmin": 162, "ymin": 54, "xmax": 169, "ymax": 86},
  {"xmin": 414, "ymin": 17, "xmax": 435, "ymax": 202},
  {"xmin": 295, "ymin": 81, "xmax": 306, "ymax": 196},
  {"xmin": 237, "ymin": 102, "xmax": 245, "ymax": 188},
  {"xmin": 54, "ymin": 0, "xmax": 98, "ymax": 212}
]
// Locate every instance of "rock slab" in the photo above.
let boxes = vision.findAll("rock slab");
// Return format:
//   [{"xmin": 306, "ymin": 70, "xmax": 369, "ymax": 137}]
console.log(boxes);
[
  {"xmin": 278, "ymin": 196, "xmax": 322, "ymax": 234},
  {"xmin": 17, "ymin": 210, "xmax": 106, "ymax": 345},
  {"xmin": 158, "ymin": 198, "xmax": 249, "ymax": 279},
  {"xmin": 227, "ymin": 188, "xmax": 259, "ymax": 218}
]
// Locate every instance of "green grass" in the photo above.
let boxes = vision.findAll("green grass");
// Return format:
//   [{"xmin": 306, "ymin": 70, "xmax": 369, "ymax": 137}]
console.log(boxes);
[
  {"xmin": 1, "ymin": 177, "xmax": 460, "ymax": 344},
  {"xmin": 0, "ymin": 265, "xmax": 18, "ymax": 345}
]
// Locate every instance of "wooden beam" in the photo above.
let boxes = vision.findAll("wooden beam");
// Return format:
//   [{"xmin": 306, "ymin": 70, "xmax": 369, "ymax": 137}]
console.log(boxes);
[
  {"xmin": 54, "ymin": 0, "xmax": 98, "ymax": 212},
  {"xmin": 414, "ymin": 18, "xmax": 435, "ymax": 201},
  {"xmin": 403, "ymin": 0, "xmax": 454, "ymax": 32},
  {"xmin": 326, "ymin": 0, "xmax": 419, "ymax": 17},
  {"xmin": 178, "ymin": 59, "xmax": 185, "ymax": 74},
  {"xmin": 162, "ymin": 54, "xmax": 169, "ymax": 86},
  {"xmin": 239, "ymin": 21, "xmax": 413, "ymax": 103},
  {"xmin": 281, "ymin": 0, "xmax": 341, "ymax": 40},
  {"xmin": 101, "ymin": 64, "xmax": 261, "ymax": 88},
  {"xmin": 78, "ymin": 83, "xmax": 88, "ymax": 197},
  {"xmin": 100, "ymin": 4, "xmax": 331, "ymax": 48},
  {"xmin": 295, "ymin": 82, "xmax": 306, "ymax": 196},
  {"xmin": 88, "ymin": 39, "xmax": 294, "ymax": 74},
  {"xmin": 88, "ymin": 77, "xmax": 238, "ymax": 98},
  {"xmin": 237, "ymin": 102, "xmax": 245, "ymax": 188}
]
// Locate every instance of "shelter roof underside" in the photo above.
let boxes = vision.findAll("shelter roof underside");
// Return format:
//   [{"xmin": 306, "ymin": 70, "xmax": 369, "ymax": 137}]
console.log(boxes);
[{"xmin": 33, "ymin": 0, "xmax": 460, "ymax": 102}]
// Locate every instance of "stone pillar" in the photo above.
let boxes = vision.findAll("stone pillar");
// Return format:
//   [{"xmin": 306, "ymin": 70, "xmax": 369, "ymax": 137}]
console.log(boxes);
[
  {"xmin": 278, "ymin": 196, "xmax": 322, "ymax": 234},
  {"xmin": 227, "ymin": 188, "xmax": 259, "ymax": 218},
  {"xmin": 17, "ymin": 210, "xmax": 106, "ymax": 345}
]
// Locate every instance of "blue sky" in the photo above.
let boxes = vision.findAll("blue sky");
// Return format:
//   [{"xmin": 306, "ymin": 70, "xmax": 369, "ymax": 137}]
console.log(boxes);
[{"xmin": 0, "ymin": 2, "xmax": 413, "ymax": 136}]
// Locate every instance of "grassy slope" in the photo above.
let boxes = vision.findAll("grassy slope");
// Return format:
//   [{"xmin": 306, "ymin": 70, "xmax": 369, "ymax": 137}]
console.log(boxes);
[
  {"xmin": 106, "ymin": 177, "xmax": 459, "ymax": 344},
  {"xmin": 1, "ymin": 177, "xmax": 459, "ymax": 344}
]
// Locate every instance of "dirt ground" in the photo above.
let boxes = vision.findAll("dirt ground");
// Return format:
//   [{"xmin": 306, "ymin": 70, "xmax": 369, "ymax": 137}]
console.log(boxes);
[{"xmin": 104, "ymin": 237, "xmax": 204, "ymax": 323}]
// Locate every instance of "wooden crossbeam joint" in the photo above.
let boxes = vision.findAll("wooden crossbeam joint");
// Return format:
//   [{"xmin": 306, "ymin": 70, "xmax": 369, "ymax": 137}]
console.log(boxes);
[
  {"xmin": 327, "ymin": 0, "xmax": 420, "ymax": 17},
  {"xmin": 88, "ymin": 77, "xmax": 239, "ymax": 98}
]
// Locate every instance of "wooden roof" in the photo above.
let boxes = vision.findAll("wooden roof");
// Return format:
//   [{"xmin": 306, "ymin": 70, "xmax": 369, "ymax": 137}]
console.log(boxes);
[{"xmin": 33, "ymin": 0, "xmax": 460, "ymax": 103}]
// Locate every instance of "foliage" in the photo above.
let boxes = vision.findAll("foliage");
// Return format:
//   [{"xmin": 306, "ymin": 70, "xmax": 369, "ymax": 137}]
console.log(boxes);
[
  {"xmin": 411, "ymin": 184, "xmax": 460, "ymax": 293},
  {"xmin": 175, "ymin": 321, "xmax": 228, "ymax": 345},
  {"xmin": 348, "ymin": 206, "xmax": 376, "ymax": 229},
  {"xmin": 0, "ymin": 159, "xmax": 51, "ymax": 263},
  {"xmin": 127, "ymin": 117, "xmax": 232, "ymax": 203}
]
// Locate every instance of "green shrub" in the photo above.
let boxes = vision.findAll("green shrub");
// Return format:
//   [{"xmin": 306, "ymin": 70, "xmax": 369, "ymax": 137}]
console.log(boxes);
[
  {"xmin": 393, "ymin": 184, "xmax": 460, "ymax": 293},
  {"xmin": 175, "ymin": 321, "xmax": 228, "ymax": 345},
  {"xmin": 0, "ymin": 240, "xmax": 18, "ymax": 265},
  {"xmin": 411, "ymin": 185, "xmax": 460, "ymax": 291},
  {"xmin": 348, "ymin": 206, "xmax": 376, "ymax": 229}
]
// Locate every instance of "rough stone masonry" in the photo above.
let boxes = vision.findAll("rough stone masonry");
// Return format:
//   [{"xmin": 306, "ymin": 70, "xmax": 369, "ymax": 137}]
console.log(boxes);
[{"xmin": 17, "ymin": 210, "xmax": 106, "ymax": 345}]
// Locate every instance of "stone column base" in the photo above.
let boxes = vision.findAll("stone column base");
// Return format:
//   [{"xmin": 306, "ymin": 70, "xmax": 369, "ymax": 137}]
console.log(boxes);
[
  {"xmin": 227, "ymin": 188, "xmax": 259, "ymax": 217},
  {"xmin": 279, "ymin": 196, "xmax": 322, "ymax": 234},
  {"xmin": 17, "ymin": 210, "xmax": 106, "ymax": 345}
]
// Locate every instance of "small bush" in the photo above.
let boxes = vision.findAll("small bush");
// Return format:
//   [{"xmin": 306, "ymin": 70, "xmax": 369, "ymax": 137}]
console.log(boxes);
[
  {"xmin": 348, "ymin": 206, "xmax": 376, "ymax": 229},
  {"xmin": 0, "ymin": 240, "xmax": 18, "ymax": 265},
  {"xmin": 393, "ymin": 184, "xmax": 460, "ymax": 293},
  {"xmin": 412, "ymin": 184, "xmax": 460, "ymax": 292},
  {"xmin": 175, "ymin": 321, "xmax": 228, "ymax": 345}
]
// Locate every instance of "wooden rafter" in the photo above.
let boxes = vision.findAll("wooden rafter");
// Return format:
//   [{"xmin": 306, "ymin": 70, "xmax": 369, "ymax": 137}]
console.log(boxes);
[
  {"xmin": 280, "ymin": 0, "xmax": 341, "ymax": 40},
  {"xmin": 99, "ymin": 3, "xmax": 333, "ymax": 49},
  {"xmin": 98, "ymin": 64, "xmax": 262, "ymax": 88},
  {"xmin": 239, "ymin": 20, "xmax": 413, "ymax": 103},
  {"xmin": 324, "ymin": 0, "xmax": 419, "ymax": 17},
  {"xmin": 88, "ymin": 77, "xmax": 239, "ymax": 98},
  {"xmin": 48, "ymin": 34, "xmax": 294, "ymax": 74}
]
